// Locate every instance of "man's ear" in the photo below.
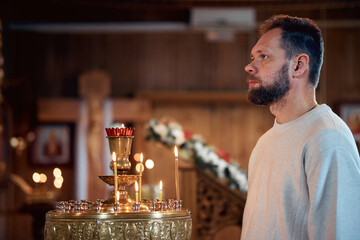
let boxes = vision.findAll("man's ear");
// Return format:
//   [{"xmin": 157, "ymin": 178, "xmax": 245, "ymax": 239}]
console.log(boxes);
[{"xmin": 292, "ymin": 54, "xmax": 309, "ymax": 78}]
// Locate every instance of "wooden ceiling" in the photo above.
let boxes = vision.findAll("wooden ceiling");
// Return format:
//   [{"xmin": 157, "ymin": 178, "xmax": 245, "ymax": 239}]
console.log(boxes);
[{"xmin": 1, "ymin": 0, "xmax": 359, "ymax": 23}]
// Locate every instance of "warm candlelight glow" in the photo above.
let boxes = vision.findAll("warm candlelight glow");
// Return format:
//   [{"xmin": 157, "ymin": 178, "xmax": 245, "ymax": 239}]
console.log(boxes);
[
  {"xmin": 135, "ymin": 181, "xmax": 139, "ymax": 203},
  {"xmin": 159, "ymin": 180, "xmax": 163, "ymax": 201},
  {"xmin": 53, "ymin": 168, "xmax": 63, "ymax": 188},
  {"xmin": 121, "ymin": 123, "xmax": 125, "ymax": 128},
  {"xmin": 32, "ymin": 172, "xmax": 40, "ymax": 183},
  {"xmin": 54, "ymin": 178, "xmax": 63, "ymax": 189},
  {"xmin": 174, "ymin": 146, "xmax": 180, "ymax": 200},
  {"xmin": 112, "ymin": 151, "xmax": 118, "ymax": 203},
  {"xmin": 53, "ymin": 168, "xmax": 62, "ymax": 178},
  {"xmin": 40, "ymin": 173, "xmax": 47, "ymax": 183},
  {"xmin": 135, "ymin": 163, "xmax": 144, "ymax": 173},
  {"xmin": 134, "ymin": 153, "xmax": 141, "ymax": 162},
  {"xmin": 10, "ymin": 137, "xmax": 19, "ymax": 148},
  {"xmin": 145, "ymin": 159, "xmax": 154, "ymax": 169},
  {"xmin": 135, "ymin": 181, "xmax": 139, "ymax": 192},
  {"xmin": 174, "ymin": 146, "xmax": 178, "ymax": 159},
  {"xmin": 139, "ymin": 153, "xmax": 143, "ymax": 202}
]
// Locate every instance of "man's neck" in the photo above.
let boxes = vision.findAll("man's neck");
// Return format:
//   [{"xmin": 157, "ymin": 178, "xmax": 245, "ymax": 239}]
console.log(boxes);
[{"xmin": 269, "ymin": 88, "xmax": 317, "ymax": 124}]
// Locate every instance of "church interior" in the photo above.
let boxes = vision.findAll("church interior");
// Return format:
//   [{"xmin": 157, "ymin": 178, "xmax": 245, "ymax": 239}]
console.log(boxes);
[{"xmin": 0, "ymin": 0, "xmax": 359, "ymax": 239}]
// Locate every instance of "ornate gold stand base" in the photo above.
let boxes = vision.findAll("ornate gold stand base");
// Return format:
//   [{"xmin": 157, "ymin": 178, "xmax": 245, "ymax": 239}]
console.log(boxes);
[{"xmin": 45, "ymin": 210, "xmax": 192, "ymax": 240}]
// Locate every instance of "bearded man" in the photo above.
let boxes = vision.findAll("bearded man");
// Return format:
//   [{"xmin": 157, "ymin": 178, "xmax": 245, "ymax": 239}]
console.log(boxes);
[{"xmin": 241, "ymin": 15, "xmax": 360, "ymax": 240}]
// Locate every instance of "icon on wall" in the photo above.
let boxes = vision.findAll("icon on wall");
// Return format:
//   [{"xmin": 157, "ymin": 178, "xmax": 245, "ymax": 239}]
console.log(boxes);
[{"xmin": 32, "ymin": 124, "xmax": 73, "ymax": 166}]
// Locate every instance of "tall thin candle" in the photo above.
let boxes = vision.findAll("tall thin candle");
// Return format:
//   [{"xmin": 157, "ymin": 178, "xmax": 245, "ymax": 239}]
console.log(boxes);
[
  {"xmin": 112, "ymin": 152, "xmax": 118, "ymax": 203},
  {"xmin": 174, "ymin": 146, "xmax": 180, "ymax": 200},
  {"xmin": 139, "ymin": 153, "xmax": 144, "ymax": 202},
  {"xmin": 159, "ymin": 180, "xmax": 163, "ymax": 201},
  {"xmin": 135, "ymin": 181, "xmax": 139, "ymax": 203}
]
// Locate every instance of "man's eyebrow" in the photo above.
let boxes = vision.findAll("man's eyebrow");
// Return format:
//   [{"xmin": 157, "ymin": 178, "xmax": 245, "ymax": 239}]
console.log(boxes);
[{"xmin": 250, "ymin": 49, "xmax": 270, "ymax": 58}]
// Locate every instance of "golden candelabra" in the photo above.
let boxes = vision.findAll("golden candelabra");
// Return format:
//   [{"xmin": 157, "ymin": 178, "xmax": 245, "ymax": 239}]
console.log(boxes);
[{"xmin": 44, "ymin": 126, "xmax": 192, "ymax": 240}]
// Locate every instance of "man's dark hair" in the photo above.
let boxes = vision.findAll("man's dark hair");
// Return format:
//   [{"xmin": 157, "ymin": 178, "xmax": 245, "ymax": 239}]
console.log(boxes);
[{"xmin": 259, "ymin": 15, "xmax": 324, "ymax": 88}]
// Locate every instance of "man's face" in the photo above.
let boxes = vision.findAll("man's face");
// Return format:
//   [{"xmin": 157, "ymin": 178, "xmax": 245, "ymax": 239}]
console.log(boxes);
[{"xmin": 245, "ymin": 28, "xmax": 290, "ymax": 105}]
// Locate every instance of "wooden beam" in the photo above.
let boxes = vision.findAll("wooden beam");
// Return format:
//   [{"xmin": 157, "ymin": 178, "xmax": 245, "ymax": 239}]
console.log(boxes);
[
  {"xmin": 112, "ymin": 99, "xmax": 152, "ymax": 122},
  {"xmin": 38, "ymin": 98, "xmax": 152, "ymax": 122},
  {"xmin": 137, "ymin": 91, "xmax": 249, "ymax": 105},
  {"xmin": 38, "ymin": 98, "xmax": 80, "ymax": 122}
]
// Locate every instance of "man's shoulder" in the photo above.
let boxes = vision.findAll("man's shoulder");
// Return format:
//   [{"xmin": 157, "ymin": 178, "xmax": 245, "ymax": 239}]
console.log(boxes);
[
  {"xmin": 304, "ymin": 106, "xmax": 359, "ymax": 160},
  {"xmin": 307, "ymin": 105, "xmax": 354, "ymax": 142}
]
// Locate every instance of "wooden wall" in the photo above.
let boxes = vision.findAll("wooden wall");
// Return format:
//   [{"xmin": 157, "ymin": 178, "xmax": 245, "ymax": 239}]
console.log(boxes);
[
  {"xmin": 4, "ymin": 24, "xmax": 360, "ymax": 106},
  {"xmin": 2, "ymin": 22, "xmax": 360, "ymax": 239},
  {"xmin": 323, "ymin": 27, "xmax": 360, "ymax": 106},
  {"xmin": 4, "ymin": 24, "xmax": 360, "ymax": 166},
  {"xmin": 4, "ymin": 30, "xmax": 251, "ymax": 98}
]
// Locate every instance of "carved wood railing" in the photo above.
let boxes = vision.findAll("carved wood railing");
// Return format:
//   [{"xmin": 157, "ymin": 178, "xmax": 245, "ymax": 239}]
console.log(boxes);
[{"xmin": 180, "ymin": 164, "xmax": 247, "ymax": 240}]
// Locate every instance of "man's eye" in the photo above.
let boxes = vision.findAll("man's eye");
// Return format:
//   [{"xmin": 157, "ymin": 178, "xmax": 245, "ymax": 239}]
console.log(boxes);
[{"xmin": 261, "ymin": 55, "xmax": 268, "ymax": 60}]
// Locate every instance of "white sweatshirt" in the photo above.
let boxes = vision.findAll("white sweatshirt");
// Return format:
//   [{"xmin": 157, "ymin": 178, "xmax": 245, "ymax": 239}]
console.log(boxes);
[{"xmin": 241, "ymin": 104, "xmax": 360, "ymax": 240}]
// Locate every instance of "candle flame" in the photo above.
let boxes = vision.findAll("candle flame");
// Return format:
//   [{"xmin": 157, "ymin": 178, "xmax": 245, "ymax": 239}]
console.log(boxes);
[
  {"xmin": 53, "ymin": 168, "xmax": 62, "ymax": 178},
  {"xmin": 135, "ymin": 181, "xmax": 138, "ymax": 192},
  {"xmin": 54, "ymin": 177, "xmax": 63, "ymax": 189},
  {"xmin": 32, "ymin": 172, "xmax": 40, "ymax": 183},
  {"xmin": 160, "ymin": 180, "xmax": 163, "ymax": 190},
  {"xmin": 121, "ymin": 123, "xmax": 125, "ymax": 128},
  {"xmin": 40, "ymin": 173, "xmax": 47, "ymax": 183},
  {"xmin": 174, "ymin": 146, "xmax": 178, "ymax": 158},
  {"xmin": 112, "ymin": 152, "xmax": 116, "ymax": 162},
  {"xmin": 135, "ymin": 163, "xmax": 142, "ymax": 173},
  {"xmin": 134, "ymin": 153, "xmax": 141, "ymax": 162},
  {"xmin": 140, "ymin": 153, "xmax": 143, "ymax": 163},
  {"xmin": 145, "ymin": 159, "xmax": 154, "ymax": 169}
]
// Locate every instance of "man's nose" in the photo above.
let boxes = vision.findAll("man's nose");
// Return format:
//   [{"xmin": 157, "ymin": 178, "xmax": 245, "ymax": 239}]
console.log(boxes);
[{"xmin": 245, "ymin": 63, "xmax": 256, "ymax": 74}]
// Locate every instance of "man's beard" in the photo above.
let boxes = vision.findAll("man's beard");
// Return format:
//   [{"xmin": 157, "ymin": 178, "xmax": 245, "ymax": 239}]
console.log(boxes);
[{"xmin": 247, "ymin": 63, "xmax": 290, "ymax": 106}]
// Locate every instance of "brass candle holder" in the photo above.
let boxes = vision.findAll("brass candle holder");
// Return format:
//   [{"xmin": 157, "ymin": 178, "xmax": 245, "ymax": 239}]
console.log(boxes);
[
  {"xmin": 99, "ymin": 127, "xmax": 148, "ymax": 212},
  {"xmin": 107, "ymin": 135, "xmax": 133, "ymax": 174},
  {"xmin": 45, "ymin": 126, "xmax": 192, "ymax": 240}
]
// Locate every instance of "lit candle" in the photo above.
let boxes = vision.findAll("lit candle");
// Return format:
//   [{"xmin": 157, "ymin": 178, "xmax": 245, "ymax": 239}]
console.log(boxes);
[
  {"xmin": 139, "ymin": 153, "xmax": 144, "ymax": 201},
  {"xmin": 159, "ymin": 180, "xmax": 163, "ymax": 201},
  {"xmin": 174, "ymin": 146, "xmax": 180, "ymax": 200},
  {"xmin": 112, "ymin": 152, "xmax": 118, "ymax": 203},
  {"xmin": 39, "ymin": 173, "xmax": 47, "ymax": 183},
  {"xmin": 32, "ymin": 172, "xmax": 40, "ymax": 184},
  {"xmin": 135, "ymin": 181, "xmax": 139, "ymax": 203}
]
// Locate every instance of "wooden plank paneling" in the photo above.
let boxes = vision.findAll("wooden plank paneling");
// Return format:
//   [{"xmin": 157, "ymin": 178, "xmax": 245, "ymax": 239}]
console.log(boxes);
[
  {"xmin": 324, "ymin": 27, "xmax": 360, "ymax": 107},
  {"xmin": 6, "ymin": 31, "xmax": 251, "ymax": 98},
  {"xmin": 38, "ymin": 98, "xmax": 80, "ymax": 122},
  {"xmin": 137, "ymin": 90, "xmax": 248, "ymax": 104},
  {"xmin": 112, "ymin": 99, "xmax": 151, "ymax": 122}
]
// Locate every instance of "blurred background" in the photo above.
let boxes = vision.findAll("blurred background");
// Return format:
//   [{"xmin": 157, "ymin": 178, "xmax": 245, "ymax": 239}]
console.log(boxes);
[{"xmin": 0, "ymin": 0, "xmax": 359, "ymax": 239}]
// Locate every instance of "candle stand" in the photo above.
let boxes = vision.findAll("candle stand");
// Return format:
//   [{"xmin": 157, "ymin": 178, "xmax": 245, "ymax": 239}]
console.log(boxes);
[{"xmin": 44, "ymin": 127, "xmax": 192, "ymax": 239}]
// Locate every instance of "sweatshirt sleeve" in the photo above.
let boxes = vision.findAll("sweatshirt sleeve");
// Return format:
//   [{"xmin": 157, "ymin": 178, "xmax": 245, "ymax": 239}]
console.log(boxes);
[{"xmin": 306, "ymin": 130, "xmax": 360, "ymax": 240}]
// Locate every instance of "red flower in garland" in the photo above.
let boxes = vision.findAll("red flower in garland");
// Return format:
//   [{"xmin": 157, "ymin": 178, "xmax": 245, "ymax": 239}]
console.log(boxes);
[
  {"xmin": 161, "ymin": 119, "xmax": 170, "ymax": 125},
  {"xmin": 216, "ymin": 148, "xmax": 232, "ymax": 163},
  {"xmin": 184, "ymin": 129, "xmax": 194, "ymax": 140}
]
